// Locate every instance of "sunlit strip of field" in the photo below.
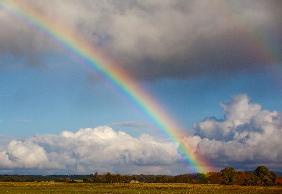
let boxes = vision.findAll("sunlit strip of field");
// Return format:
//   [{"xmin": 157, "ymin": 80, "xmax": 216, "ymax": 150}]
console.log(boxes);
[{"xmin": 1, "ymin": 182, "xmax": 282, "ymax": 194}]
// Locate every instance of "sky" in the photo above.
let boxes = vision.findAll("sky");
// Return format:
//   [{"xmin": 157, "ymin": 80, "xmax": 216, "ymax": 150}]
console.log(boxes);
[{"xmin": 0, "ymin": 0, "xmax": 282, "ymax": 175}]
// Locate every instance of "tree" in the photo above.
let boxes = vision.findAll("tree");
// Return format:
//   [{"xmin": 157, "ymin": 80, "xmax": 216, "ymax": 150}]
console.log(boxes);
[
  {"xmin": 220, "ymin": 167, "xmax": 236, "ymax": 185},
  {"xmin": 254, "ymin": 166, "xmax": 276, "ymax": 186},
  {"xmin": 235, "ymin": 172, "xmax": 258, "ymax": 186},
  {"xmin": 105, "ymin": 172, "xmax": 113, "ymax": 183}
]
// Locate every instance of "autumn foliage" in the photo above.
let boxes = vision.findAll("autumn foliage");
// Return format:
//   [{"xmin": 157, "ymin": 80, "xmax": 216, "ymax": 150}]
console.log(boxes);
[{"xmin": 0, "ymin": 166, "xmax": 280, "ymax": 186}]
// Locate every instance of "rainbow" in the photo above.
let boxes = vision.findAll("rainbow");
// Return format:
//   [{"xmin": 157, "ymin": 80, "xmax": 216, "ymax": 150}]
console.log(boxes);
[{"xmin": 0, "ymin": 0, "xmax": 211, "ymax": 173}]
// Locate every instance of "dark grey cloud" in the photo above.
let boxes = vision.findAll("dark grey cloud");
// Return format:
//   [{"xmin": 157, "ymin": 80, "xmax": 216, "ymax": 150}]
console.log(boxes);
[{"xmin": 0, "ymin": 0, "xmax": 281, "ymax": 79}]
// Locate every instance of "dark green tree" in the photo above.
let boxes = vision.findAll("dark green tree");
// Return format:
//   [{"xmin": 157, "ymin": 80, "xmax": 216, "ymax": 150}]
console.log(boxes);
[
  {"xmin": 220, "ymin": 167, "xmax": 236, "ymax": 185},
  {"xmin": 254, "ymin": 166, "xmax": 276, "ymax": 186}
]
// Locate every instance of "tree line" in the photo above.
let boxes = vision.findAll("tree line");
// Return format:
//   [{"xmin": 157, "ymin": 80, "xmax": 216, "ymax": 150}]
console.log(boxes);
[{"xmin": 0, "ymin": 166, "xmax": 280, "ymax": 186}]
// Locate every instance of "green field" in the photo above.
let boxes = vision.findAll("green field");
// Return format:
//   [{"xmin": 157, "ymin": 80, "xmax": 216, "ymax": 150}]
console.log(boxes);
[{"xmin": 1, "ymin": 182, "xmax": 282, "ymax": 194}]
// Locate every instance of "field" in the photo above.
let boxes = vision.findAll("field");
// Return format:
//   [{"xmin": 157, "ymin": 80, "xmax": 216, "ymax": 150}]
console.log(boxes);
[{"xmin": 0, "ymin": 182, "xmax": 282, "ymax": 194}]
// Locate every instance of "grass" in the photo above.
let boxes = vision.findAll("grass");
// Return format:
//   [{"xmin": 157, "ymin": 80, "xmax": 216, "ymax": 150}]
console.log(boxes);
[{"xmin": 0, "ymin": 182, "xmax": 282, "ymax": 194}]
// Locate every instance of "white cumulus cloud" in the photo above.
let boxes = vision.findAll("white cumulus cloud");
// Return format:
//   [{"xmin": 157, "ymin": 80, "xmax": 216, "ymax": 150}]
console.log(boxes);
[
  {"xmin": 1, "ymin": 95, "xmax": 282, "ymax": 173},
  {"xmin": 185, "ymin": 94, "xmax": 282, "ymax": 169},
  {"xmin": 0, "ymin": 126, "xmax": 180, "ymax": 174}
]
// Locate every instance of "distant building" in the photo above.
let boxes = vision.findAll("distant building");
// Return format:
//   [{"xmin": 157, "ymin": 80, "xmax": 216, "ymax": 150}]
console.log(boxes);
[{"xmin": 130, "ymin": 180, "xmax": 140, "ymax": 184}]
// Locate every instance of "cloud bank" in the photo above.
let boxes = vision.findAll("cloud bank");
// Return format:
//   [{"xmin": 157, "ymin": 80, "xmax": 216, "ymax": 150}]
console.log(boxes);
[
  {"xmin": 0, "ymin": 126, "xmax": 180, "ymax": 174},
  {"xmin": 0, "ymin": 0, "xmax": 281, "ymax": 79},
  {"xmin": 0, "ymin": 94, "xmax": 282, "ymax": 174},
  {"xmin": 186, "ymin": 94, "xmax": 282, "ymax": 169}
]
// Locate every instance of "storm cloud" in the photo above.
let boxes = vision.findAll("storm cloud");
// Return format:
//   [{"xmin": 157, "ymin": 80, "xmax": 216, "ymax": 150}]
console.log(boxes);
[{"xmin": 0, "ymin": 0, "xmax": 281, "ymax": 79}]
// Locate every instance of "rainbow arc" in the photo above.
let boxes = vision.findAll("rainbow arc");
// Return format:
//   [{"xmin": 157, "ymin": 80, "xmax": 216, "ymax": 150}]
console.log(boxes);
[{"xmin": 0, "ymin": 0, "xmax": 215, "ymax": 173}]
